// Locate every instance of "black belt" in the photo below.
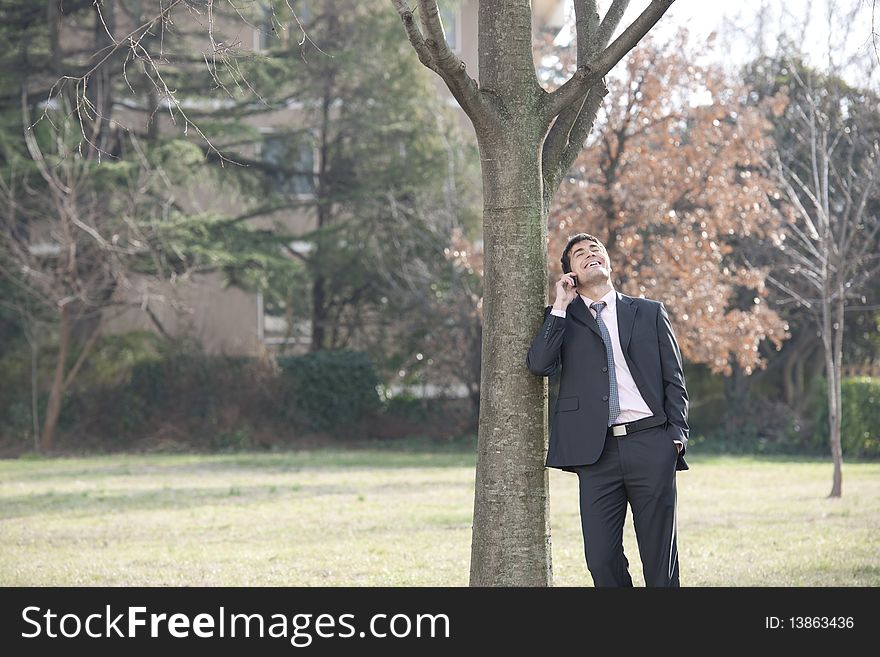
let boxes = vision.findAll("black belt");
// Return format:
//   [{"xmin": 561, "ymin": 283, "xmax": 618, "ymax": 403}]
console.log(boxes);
[{"xmin": 607, "ymin": 415, "xmax": 667, "ymax": 438}]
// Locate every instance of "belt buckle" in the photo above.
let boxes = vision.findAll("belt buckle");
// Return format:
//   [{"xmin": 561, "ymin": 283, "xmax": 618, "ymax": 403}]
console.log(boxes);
[{"xmin": 611, "ymin": 424, "xmax": 627, "ymax": 437}]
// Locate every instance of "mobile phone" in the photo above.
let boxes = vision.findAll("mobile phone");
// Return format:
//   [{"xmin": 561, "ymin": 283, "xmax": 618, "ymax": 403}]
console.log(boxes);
[{"xmin": 569, "ymin": 274, "xmax": 578, "ymax": 286}]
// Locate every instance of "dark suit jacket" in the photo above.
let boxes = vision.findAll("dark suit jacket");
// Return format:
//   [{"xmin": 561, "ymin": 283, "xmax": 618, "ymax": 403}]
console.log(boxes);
[{"xmin": 526, "ymin": 291, "xmax": 690, "ymax": 473}]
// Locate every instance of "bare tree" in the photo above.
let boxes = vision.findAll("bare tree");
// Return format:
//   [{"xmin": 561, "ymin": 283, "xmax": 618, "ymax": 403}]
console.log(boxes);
[
  {"xmin": 391, "ymin": 0, "xmax": 677, "ymax": 585},
  {"xmin": 765, "ymin": 63, "xmax": 880, "ymax": 498},
  {"xmin": 0, "ymin": 98, "xmax": 180, "ymax": 451},
  {"xmin": 719, "ymin": 0, "xmax": 877, "ymax": 87}
]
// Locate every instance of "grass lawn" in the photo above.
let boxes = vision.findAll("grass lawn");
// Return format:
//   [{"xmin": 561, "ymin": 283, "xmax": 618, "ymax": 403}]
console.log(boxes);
[{"xmin": 0, "ymin": 446, "xmax": 877, "ymax": 586}]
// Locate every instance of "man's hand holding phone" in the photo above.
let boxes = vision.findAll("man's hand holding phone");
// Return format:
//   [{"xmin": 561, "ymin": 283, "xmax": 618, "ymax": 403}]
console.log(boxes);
[{"xmin": 553, "ymin": 273, "xmax": 579, "ymax": 311}]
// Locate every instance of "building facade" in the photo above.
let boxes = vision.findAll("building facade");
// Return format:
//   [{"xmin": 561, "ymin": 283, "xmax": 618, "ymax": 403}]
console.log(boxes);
[{"xmin": 102, "ymin": 1, "xmax": 566, "ymax": 365}]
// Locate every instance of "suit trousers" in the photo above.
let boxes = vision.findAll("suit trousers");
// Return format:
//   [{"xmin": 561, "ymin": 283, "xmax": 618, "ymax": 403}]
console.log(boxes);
[{"xmin": 573, "ymin": 424, "xmax": 680, "ymax": 587}]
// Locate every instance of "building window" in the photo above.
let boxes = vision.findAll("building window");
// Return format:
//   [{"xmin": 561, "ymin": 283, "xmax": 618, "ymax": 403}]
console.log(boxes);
[
  {"xmin": 256, "ymin": 289, "xmax": 312, "ymax": 345},
  {"xmin": 439, "ymin": 1, "xmax": 461, "ymax": 53},
  {"xmin": 260, "ymin": 132, "xmax": 316, "ymax": 198}
]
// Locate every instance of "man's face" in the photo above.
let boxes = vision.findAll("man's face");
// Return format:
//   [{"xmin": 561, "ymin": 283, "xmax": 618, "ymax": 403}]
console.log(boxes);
[{"xmin": 569, "ymin": 239, "xmax": 611, "ymax": 284}]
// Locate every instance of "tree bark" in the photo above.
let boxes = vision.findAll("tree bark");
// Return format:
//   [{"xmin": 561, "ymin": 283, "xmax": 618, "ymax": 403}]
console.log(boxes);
[
  {"xmin": 471, "ymin": 131, "xmax": 553, "ymax": 585},
  {"xmin": 46, "ymin": 0, "xmax": 62, "ymax": 75},
  {"xmin": 782, "ymin": 330, "xmax": 816, "ymax": 408},
  {"xmin": 310, "ymin": 269, "xmax": 327, "ymax": 351},
  {"xmin": 88, "ymin": 0, "xmax": 116, "ymax": 157},
  {"xmin": 723, "ymin": 358, "xmax": 751, "ymax": 419},
  {"xmin": 29, "ymin": 331, "xmax": 41, "ymax": 452},
  {"xmin": 40, "ymin": 304, "xmax": 70, "ymax": 452},
  {"xmin": 827, "ymin": 283, "xmax": 845, "ymax": 498},
  {"xmin": 309, "ymin": 9, "xmax": 340, "ymax": 353}
]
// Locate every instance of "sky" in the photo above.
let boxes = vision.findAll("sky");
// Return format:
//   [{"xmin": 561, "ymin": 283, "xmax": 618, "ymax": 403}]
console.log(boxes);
[{"xmin": 554, "ymin": 0, "xmax": 879, "ymax": 88}]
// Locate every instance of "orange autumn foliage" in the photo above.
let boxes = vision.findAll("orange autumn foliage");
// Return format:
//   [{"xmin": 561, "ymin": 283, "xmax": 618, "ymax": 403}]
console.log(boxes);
[{"xmin": 548, "ymin": 34, "xmax": 791, "ymax": 375}]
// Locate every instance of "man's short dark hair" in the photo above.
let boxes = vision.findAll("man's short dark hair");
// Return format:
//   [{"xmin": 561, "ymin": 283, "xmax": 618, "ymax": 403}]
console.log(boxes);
[{"xmin": 561, "ymin": 233, "xmax": 605, "ymax": 273}]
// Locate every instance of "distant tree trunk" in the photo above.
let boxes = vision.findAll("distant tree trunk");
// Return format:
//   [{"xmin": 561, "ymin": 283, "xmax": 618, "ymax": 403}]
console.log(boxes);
[
  {"xmin": 723, "ymin": 359, "xmax": 751, "ymax": 420},
  {"xmin": 782, "ymin": 331, "xmax": 817, "ymax": 408},
  {"xmin": 310, "ymin": 269, "xmax": 327, "ymax": 351},
  {"xmin": 28, "ymin": 327, "xmax": 41, "ymax": 452},
  {"xmin": 822, "ymin": 282, "xmax": 845, "ymax": 498},
  {"xmin": 309, "ymin": 15, "xmax": 340, "ymax": 354},
  {"xmin": 88, "ymin": 0, "xmax": 116, "ymax": 157},
  {"xmin": 467, "ymin": 320, "xmax": 482, "ymax": 424},
  {"xmin": 46, "ymin": 0, "xmax": 62, "ymax": 74},
  {"xmin": 40, "ymin": 304, "xmax": 70, "ymax": 452}
]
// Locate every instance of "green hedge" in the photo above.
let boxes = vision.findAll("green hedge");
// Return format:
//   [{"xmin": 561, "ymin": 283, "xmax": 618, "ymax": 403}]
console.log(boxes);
[
  {"xmin": 0, "ymin": 336, "xmax": 463, "ymax": 454},
  {"xmin": 812, "ymin": 376, "xmax": 880, "ymax": 458},
  {"xmin": 60, "ymin": 344, "xmax": 270, "ymax": 449},
  {"xmin": 277, "ymin": 350, "xmax": 380, "ymax": 432}
]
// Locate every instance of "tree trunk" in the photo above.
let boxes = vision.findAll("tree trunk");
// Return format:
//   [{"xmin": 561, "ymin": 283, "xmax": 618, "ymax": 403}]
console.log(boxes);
[
  {"xmin": 723, "ymin": 358, "xmax": 750, "ymax": 420},
  {"xmin": 310, "ymin": 19, "xmax": 338, "ymax": 354},
  {"xmin": 827, "ymin": 286, "xmax": 845, "ymax": 498},
  {"xmin": 40, "ymin": 304, "xmax": 70, "ymax": 452},
  {"xmin": 310, "ymin": 269, "xmax": 327, "ymax": 351},
  {"xmin": 466, "ymin": 318, "xmax": 482, "ymax": 425},
  {"xmin": 89, "ymin": 0, "xmax": 116, "ymax": 157},
  {"xmin": 30, "ymin": 332, "xmax": 41, "ymax": 452},
  {"xmin": 802, "ymin": 341, "xmax": 824, "ymax": 411},
  {"xmin": 782, "ymin": 331, "xmax": 816, "ymax": 408},
  {"xmin": 470, "ymin": 129, "xmax": 552, "ymax": 585},
  {"xmin": 823, "ymin": 346, "xmax": 842, "ymax": 498},
  {"xmin": 819, "ymin": 286, "xmax": 842, "ymax": 498}
]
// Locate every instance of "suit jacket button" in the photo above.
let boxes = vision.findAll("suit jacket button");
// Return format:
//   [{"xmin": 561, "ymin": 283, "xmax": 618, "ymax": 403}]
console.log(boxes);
[
  {"xmin": 602, "ymin": 366, "xmax": 608, "ymax": 372},
  {"xmin": 602, "ymin": 395, "xmax": 609, "ymax": 401}
]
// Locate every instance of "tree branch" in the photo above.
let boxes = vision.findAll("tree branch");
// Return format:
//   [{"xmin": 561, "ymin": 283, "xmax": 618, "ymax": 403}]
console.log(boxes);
[
  {"xmin": 391, "ymin": 1, "xmax": 490, "ymax": 126},
  {"xmin": 391, "ymin": 0, "xmax": 441, "ymax": 74},
  {"xmin": 542, "ymin": 0, "xmax": 674, "ymax": 122},
  {"xmin": 543, "ymin": 0, "xmax": 606, "ymax": 184},
  {"xmin": 775, "ymin": 154, "xmax": 824, "ymax": 243},
  {"xmin": 559, "ymin": 77, "xmax": 621, "ymax": 173},
  {"xmin": 542, "ymin": 0, "xmax": 649, "ymax": 198},
  {"xmin": 542, "ymin": 81, "xmax": 607, "ymax": 209},
  {"xmin": 764, "ymin": 273, "xmax": 815, "ymax": 310},
  {"xmin": 597, "ymin": 0, "xmax": 632, "ymax": 47},
  {"xmin": 62, "ymin": 324, "xmax": 102, "ymax": 391},
  {"xmin": 574, "ymin": 1, "xmax": 601, "ymax": 62},
  {"xmin": 840, "ymin": 146, "xmax": 880, "ymax": 258}
]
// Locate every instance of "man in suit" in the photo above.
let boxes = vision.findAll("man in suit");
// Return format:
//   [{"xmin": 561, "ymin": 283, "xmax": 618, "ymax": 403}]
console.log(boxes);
[{"xmin": 526, "ymin": 233, "xmax": 690, "ymax": 587}]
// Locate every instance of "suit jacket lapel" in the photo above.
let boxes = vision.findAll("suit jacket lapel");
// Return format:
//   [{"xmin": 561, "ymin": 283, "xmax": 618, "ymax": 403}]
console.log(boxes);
[
  {"xmin": 570, "ymin": 291, "xmax": 640, "ymax": 349},
  {"xmin": 615, "ymin": 291, "xmax": 636, "ymax": 351},
  {"xmin": 615, "ymin": 292, "xmax": 658, "ymax": 412},
  {"xmin": 568, "ymin": 295, "xmax": 601, "ymax": 338}
]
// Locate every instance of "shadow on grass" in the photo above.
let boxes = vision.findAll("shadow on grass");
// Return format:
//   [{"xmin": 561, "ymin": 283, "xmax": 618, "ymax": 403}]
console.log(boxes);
[
  {"xmin": 0, "ymin": 436, "xmax": 479, "ymax": 483},
  {"xmin": 687, "ymin": 452, "xmax": 879, "ymax": 465},
  {"xmin": 0, "ymin": 472, "xmax": 470, "ymax": 522}
]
